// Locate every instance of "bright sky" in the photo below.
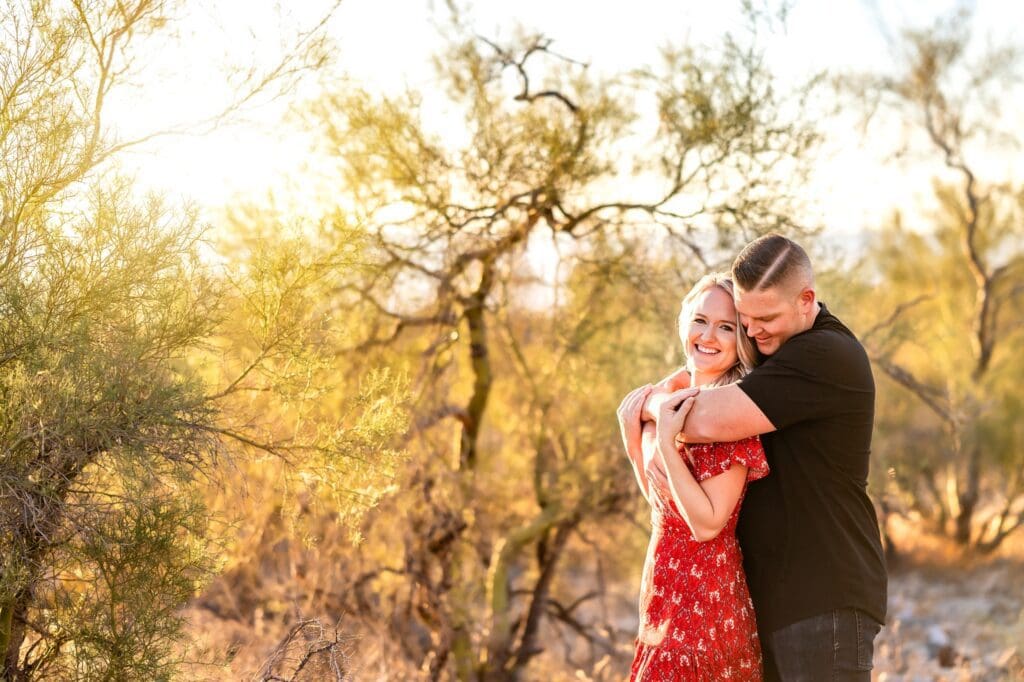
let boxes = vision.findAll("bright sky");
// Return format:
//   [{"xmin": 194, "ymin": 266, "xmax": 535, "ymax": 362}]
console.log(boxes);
[{"xmin": 109, "ymin": 0, "xmax": 1023, "ymax": 245}]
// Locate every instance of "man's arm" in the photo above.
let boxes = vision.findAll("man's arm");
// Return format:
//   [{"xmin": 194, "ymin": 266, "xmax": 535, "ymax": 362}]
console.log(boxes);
[{"xmin": 680, "ymin": 384, "xmax": 775, "ymax": 443}]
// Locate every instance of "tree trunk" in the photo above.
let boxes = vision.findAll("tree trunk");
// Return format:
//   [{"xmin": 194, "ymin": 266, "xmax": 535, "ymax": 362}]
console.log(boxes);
[
  {"xmin": 1, "ymin": 491, "xmax": 69, "ymax": 679},
  {"xmin": 0, "ymin": 598, "xmax": 16, "ymax": 678},
  {"xmin": 508, "ymin": 519, "xmax": 577, "ymax": 679},
  {"xmin": 484, "ymin": 505, "xmax": 562, "ymax": 675},
  {"xmin": 459, "ymin": 267, "xmax": 495, "ymax": 472},
  {"xmin": 1, "ymin": 589, "xmax": 30, "ymax": 680},
  {"xmin": 955, "ymin": 446, "xmax": 982, "ymax": 545}
]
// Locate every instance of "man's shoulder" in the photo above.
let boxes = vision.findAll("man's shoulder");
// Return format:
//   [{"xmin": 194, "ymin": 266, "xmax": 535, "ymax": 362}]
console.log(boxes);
[
  {"xmin": 768, "ymin": 309, "xmax": 872, "ymax": 384},
  {"xmin": 779, "ymin": 325, "xmax": 864, "ymax": 360},
  {"xmin": 790, "ymin": 305, "xmax": 865, "ymax": 355}
]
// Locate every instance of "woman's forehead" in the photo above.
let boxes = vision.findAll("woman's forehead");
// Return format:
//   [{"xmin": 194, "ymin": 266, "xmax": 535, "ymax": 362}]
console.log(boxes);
[{"xmin": 691, "ymin": 287, "xmax": 736, "ymax": 315}]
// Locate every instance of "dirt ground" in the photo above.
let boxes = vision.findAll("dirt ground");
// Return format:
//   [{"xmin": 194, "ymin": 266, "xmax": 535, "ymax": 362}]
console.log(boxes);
[
  {"xmin": 178, "ymin": 528, "xmax": 1024, "ymax": 681},
  {"xmin": 872, "ymin": 559, "xmax": 1024, "ymax": 681}
]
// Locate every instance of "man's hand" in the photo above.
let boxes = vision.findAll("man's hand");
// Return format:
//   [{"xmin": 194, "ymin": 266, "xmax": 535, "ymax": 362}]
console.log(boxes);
[{"xmin": 645, "ymin": 455, "xmax": 670, "ymax": 497}]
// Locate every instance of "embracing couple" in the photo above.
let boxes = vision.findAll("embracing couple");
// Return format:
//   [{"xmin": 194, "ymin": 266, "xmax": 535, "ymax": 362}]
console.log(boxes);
[{"xmin": 619, "ymin": 234, "xmax": 888, "ymax": 681}]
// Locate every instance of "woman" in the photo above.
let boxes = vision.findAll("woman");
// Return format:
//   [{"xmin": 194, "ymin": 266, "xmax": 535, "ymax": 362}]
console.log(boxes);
[{"xmin": 617, "ymin": 273, "xmax": 768, "ymax": 681}]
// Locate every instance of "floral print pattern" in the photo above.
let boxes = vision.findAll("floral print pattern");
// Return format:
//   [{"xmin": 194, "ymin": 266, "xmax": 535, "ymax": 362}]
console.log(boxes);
[{"xmin": 631, "ymin": 436, "xmax": 768, "ymax": 681}]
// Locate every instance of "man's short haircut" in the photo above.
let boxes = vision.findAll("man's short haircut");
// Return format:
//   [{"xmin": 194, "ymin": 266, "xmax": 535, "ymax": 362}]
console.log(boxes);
[{"xmin": 731, "ymin": 233, "xmax": 813, "ymax": 292}]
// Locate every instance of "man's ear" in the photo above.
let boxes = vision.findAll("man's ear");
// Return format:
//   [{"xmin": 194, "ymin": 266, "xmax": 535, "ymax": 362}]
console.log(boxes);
[{"xmin": 797, "ymin": 287, "xmax": 816, "ymax": 311}]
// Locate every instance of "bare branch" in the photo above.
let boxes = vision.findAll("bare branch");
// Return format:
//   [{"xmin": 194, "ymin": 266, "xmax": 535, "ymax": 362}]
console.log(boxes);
[
  {"xmin": 861, "ymin": 294, "xmax": 933, "ymax": 341},
  {"xmin": 870, "ymin": 356, "xmax": 954, "ymax": 426},
  {"xmin": 476, "ymin": 34, "xmax": 583, "ymax": 113}
]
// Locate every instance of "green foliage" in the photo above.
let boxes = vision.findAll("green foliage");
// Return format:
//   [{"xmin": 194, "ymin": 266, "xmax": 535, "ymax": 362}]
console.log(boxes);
[
  {"xmin": 39, "ymin": 461, "xmax": 214, "ymax": 681},
  {"xmin": 840, "ymin": 6, "xmax": 1024, "ymax": 552},
  {"xmin": 853, "ymin": 202, "xmax": 1024, "ymax": 549},
  {"xmin": 0, "ymin": 177, "xmax": 220, "ymax": 677},
  {"xmin": 0, "ymin": 2, "xmax": 372, "ymax": 677},
  {"xmin": 208, "ymin": 214, "xmax": 411, "ymax": 528}
]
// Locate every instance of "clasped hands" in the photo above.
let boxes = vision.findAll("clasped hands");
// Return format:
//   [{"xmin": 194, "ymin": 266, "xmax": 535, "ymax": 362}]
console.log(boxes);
[{"xmin": 617, "ymin": 383, "xmax": 701, "ymax": 498}]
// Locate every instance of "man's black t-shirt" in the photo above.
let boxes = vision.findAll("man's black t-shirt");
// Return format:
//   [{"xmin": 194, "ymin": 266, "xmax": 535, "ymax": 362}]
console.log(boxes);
[{"xmin": 736, "ymin": 303, "xmax": 887, "ymax": 635}]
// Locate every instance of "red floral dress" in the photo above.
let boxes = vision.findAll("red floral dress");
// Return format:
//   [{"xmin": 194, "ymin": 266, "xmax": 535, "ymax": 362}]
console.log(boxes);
[{"xmin": 631, "ymin": 436, "xmax": 768, "ymax": 681}]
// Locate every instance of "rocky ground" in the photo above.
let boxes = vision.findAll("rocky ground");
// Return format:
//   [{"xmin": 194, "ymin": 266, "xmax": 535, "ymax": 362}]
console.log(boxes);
[{"xmin": 873, "ymin": 557, "xmax": 1024, "ymax": 682}]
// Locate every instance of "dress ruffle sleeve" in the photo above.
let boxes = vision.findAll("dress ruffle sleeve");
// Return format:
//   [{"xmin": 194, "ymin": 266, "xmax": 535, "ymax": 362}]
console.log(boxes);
[{"xmin": 684, "ymin": 436, "xmax": 768, "ymax": 484}]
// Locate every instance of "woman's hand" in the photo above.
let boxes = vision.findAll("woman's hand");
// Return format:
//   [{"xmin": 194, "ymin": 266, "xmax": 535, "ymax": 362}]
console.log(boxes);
[
  {"xmin": 648, "ymin": 389, "xmax": 748, "ymax": 542},
  {"xmin": 639, "ymin": 365, "xmax": 690, "ymax": 421},
  {"xmin": 644, "ymin": 387, "xmax": 699, "ymax": 422},
  {"xmin": 643, "ymin": 390, "xmax": 697, "ymax": 497},
  {"xmin": 655, "ymin": 389, "xmax": 698, "ymax": 450},
  {"xmin": 620, "ymin": 385, "xmax": 656, "ymax": 504},
  {"xmin": 617, "ymin": 384, "xmax": 653, "ymax": 461}
]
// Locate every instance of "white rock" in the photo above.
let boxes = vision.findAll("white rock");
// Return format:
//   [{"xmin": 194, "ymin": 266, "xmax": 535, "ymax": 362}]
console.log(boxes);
[{"xmin": 926, "ymin": 625, "xmax": 951, "ymax": 649}]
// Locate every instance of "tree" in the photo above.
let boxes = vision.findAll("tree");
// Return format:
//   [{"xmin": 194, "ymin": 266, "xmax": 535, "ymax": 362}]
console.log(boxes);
[
  {"xmin": 847, "ymin": 7, "xmax": 1024, "ymax": 552},
  {"xmin": 0, "ymin": 1, "xmax": 378, "ymax": 678},
  {"xmin": 308, "ymin": 15, "xmax": 818, "ymax": 679}
]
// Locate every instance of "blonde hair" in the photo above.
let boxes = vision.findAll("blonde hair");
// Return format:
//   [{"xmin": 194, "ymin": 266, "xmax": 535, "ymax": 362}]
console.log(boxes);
[{"xmin": 677, "ymin": 272, "xmax": 759, "ymax": 387}]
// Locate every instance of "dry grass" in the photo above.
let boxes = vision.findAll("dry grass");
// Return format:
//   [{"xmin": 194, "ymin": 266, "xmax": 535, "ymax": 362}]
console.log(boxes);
[{"xmin": 176, "ymin": 517, "xmax": 1024, "ymax": 680}]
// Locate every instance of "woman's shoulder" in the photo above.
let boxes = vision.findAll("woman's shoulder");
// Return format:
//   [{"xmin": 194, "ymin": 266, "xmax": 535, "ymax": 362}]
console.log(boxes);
[{"xmin": 688, "ymin": 436, "xmax": 760, "ymax": 456}]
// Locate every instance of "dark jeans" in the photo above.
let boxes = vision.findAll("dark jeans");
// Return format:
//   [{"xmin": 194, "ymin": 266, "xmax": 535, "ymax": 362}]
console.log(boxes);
[{"xmin": 763, "ymin": 608, "xmax": 883, "ymax": 682}]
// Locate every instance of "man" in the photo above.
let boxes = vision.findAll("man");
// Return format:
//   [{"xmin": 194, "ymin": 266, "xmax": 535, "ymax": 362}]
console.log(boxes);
[{"xmin": 650, "ymin": 234, "xmax": 887, "ymax": 681}]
